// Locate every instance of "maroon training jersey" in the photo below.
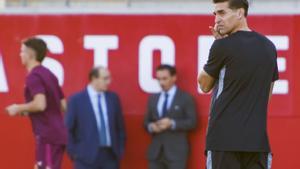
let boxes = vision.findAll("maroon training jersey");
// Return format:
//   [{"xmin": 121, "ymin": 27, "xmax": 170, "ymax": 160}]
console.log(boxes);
[{"xmin": 24, "ymin": 65, "xmax": 66, "ymax": 145}]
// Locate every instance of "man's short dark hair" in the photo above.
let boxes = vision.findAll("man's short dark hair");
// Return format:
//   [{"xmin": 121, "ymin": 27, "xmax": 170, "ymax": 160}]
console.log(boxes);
[
  {"xmin": 89, "ymin": 66, "xmax": 102, "ymax": 81},
  {"xmin": 156, "ymin": 64, "xmax": 177, "ymax": 76},
  {"xmin": 23, "ymin": 37, "xmax": 47, "ymax": 62},
  {"xmin": 213, "ymin": 0, "xmax": 249, "ymax": 17}
]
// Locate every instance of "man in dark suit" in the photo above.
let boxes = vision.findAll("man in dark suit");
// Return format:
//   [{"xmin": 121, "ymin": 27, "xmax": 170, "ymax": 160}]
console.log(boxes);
[
  {"xmin": 144, "ymin": 64, "xmax": 197, "ymax": 169},
  {"xmin": 65, "ymin": 66, "xmax": 126, "ymax": 169}
]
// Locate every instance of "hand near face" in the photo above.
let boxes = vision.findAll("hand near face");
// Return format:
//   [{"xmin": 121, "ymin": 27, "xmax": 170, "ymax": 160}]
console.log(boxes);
[
  {"xmin": 209, "ymin": 25, "xmax": 228, "ymax": 40},
  {"xmin": 5, "ymin": 104, "xmax": 20, "ymax": 117}
]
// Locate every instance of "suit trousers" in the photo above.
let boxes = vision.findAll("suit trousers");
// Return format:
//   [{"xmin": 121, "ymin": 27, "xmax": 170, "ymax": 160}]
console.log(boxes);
[
  {"xmin": 149, "ymin": 148, "xmax": 187, "ymax": 169},
  {"xmin": 74, "ymin": 147, "xmax": 119, "ymax": 169}
]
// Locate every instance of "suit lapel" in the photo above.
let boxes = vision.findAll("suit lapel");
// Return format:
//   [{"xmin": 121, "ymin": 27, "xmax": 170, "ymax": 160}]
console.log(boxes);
[
  {"xmin": 105, "ymin": 92, "xmax": 113, "ymax": 133},
  {"xmin": 83, "ymin": 90, "xmax": 99, "ymax": 130},
  {"xmin": 153, "ymin": 94, "xmax": 160, "ymax": 119}
]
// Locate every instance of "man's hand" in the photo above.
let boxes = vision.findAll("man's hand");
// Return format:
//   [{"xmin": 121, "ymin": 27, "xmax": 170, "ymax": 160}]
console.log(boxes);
[
  {"xmin": 209, "ymin": 25, "xmax": 228, "ymax": 40},
  {"xmin": 157, "ymin": 118, "xmax": 173, "ymax": 131},
  {"xmin": 6, "ymin": 104, "xmax": 21, "ymax": 117},
  {"xmin": 149, "ymin": 122, "xmax": 163, "ymax": 134}
]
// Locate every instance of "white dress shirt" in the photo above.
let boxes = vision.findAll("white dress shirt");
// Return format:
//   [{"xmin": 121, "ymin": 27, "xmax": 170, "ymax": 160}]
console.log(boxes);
[{"xmin": 87, "ymin": 85, "xmax": 111, "ymax": 146}]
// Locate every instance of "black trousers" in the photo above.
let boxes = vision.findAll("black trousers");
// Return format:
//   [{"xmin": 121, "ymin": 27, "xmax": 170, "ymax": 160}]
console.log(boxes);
[
  {"xmin": 75, "ymin": 148, "xmax": 119, "ymax": 169},
  {"xmin": 206, "ymin": 151, "xmax": 272, "ymax": 169},
  {"xmin": 149, "ymin": 148, "xmax": 187, "ymax": 169}
]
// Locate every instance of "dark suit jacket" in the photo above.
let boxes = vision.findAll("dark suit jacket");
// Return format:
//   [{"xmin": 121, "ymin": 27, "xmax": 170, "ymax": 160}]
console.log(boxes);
[
  {"xmin": 65, "ymin": 89, "xmax": 126, "ymax": 164},
  {"xmin": 144, "ymin": 88, "xmax": 197, "ymax": 161}
]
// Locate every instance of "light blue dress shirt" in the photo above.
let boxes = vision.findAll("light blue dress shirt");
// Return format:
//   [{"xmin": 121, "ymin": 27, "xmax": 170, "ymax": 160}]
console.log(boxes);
[
  {"xmin": 87, "ymin": 85, "xmax": 111, "ymax": 146},
  {"xmin": 157, "ymin": 85, "xmax": 177, "ymax": 117}
]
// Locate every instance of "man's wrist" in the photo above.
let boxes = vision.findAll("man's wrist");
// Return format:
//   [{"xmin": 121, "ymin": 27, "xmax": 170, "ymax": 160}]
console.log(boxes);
[
  {"xmin": 170, "ymin": 119, "xmax": 176, "ymax": 130},
  {"xmin": 15, "ymin": 104, "xmax": 31, "ymax": 116},
  {"xmin": 148, "ymin": 123, "xmax": 154, "ymax": 133},
  {"xmin": 19, "ymin": 111, "xmax": 29, "ymax": 116},
  {"xmin": 16, "ymin": 104, "xmax": 25, "ymax": 113}
]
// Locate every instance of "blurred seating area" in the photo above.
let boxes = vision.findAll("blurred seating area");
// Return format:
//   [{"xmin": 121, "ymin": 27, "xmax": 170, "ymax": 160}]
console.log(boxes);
[
  {"xmin": 0, "ymin": 0, "xmax": 299, "ymax": 15},
  {"xmin": 3, "ymin": 0, "xmax": 206, "ymax": 7}
]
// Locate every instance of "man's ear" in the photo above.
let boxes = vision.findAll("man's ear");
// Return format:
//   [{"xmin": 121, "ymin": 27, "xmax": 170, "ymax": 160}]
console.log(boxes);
[
  {"xmin": 173, "ymin": 75, "xmax": 177, "ymax": 82},
  {"xmin": 238, "ymin": 8, "xmax": 245, "ymax": 19},
  {"xmin": 29, "ymin": 49, "xmax": 37, "ymax": 61}
]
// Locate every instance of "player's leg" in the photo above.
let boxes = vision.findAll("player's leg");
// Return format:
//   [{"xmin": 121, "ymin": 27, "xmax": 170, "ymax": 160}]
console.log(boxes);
[
  {"xmin": 35, "ymin": 143, "xmax": 64, "ymax": 169},
  {"xmin": 34, "ymin": 136, "xmax": 47, "ymax": 169},
  {"xmin": 50, "ymin": 144, "xmax": 65, "ymax": 169},
  {"xmin": 206, "ymin": 151, "xmax": 241, "ymax": 169},
  {"xmin": 243, "ymin": 152, "xmax": 272, "ymax": 169}
]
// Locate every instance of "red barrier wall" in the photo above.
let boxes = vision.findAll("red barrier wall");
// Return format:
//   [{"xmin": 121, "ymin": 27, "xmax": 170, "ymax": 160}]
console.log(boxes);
[{"xmin": 0, "ymin": 15, "xmax": 299, "ymax": 169}]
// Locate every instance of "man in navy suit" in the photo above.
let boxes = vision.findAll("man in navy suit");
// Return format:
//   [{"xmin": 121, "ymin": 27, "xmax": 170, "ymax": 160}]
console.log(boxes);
[{"xmin": 65, "ymin": 66, "xmax": 126, "ymax": 169}]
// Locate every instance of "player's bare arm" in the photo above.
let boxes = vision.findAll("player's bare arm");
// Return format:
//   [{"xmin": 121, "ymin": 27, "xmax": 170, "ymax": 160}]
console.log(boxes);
[
  {"xmin": 60, "ymin": 99, "xmax": 67, "ymax": 112},
  {"xmin": 6, "ymin": 94, "xmax": 46, "ymax": 116},
  {"xmin": 198, "ymin": 70, "xmax": 216, "ymax": 93}
]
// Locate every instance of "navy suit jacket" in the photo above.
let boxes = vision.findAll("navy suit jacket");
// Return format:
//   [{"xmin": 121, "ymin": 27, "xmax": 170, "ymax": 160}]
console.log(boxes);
[{"xmin": 65, "ymin": 89, "xmax": 126, "ymax": 164}]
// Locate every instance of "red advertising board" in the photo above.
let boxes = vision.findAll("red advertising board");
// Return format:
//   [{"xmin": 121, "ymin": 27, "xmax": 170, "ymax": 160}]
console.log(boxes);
[{"xmin": 0, "ymin": 15, "xmax": 299, "ymax": 169}]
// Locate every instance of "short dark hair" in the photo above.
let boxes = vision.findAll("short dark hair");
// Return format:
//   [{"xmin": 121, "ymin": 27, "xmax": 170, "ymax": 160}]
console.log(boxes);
[
  {"xmin": 22, "ymin": 37, "xmax": 47, "ymax": 62},
  {"xmin": 156, "ymin": 64, "xmax": 177, "ymax": 76},
  {"xmin": 89, "ymin": 66, "xmax": 102, "ymax": 81},
  {"xmin": 213, "ymin": 0, "xmax": 249, "ymax": 17}
]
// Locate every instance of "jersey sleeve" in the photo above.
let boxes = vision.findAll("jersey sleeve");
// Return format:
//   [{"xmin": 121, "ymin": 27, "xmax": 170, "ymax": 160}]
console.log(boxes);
[
  {"xmin": 204, "ymin": 40, "xmax": 226, "ymax": 79},
  {"xmin": 272, "ymin": 51, "xmax": 279, "ymax": 82},
  {"xmin": 54, "ymin": 77, "xmax": 64, "ymax": 99},
  {"xmin": 272, "ymin": 58, "xmax": 279, "ymax": 82},
  {"xmin": 26, "ymin": 74, "xmax": 46, "ymax": 97},
  {"xmin": 58, "ymin": 86, "xmax": 65, "ymax": 99}
]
